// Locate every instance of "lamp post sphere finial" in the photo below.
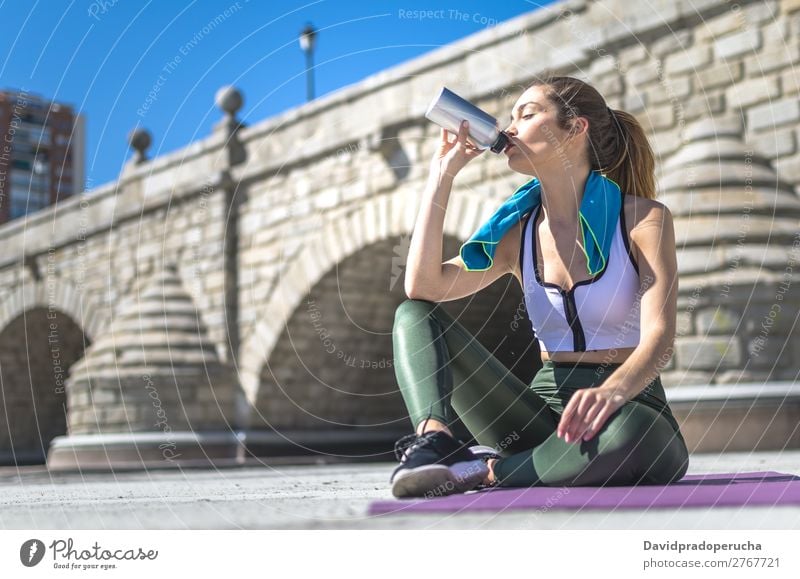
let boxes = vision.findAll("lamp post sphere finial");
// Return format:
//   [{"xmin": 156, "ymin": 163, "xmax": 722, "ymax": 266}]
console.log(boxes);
[
  {"xmin": 299, "ymin": 23, "xmax": 316, "ymax": 53},
  {"xmin": 215, "ymin": 85, "xmax": 244, "ymax": 117}
]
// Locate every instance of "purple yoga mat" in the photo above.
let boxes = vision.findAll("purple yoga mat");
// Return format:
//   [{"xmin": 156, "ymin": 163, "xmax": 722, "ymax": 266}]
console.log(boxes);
[{"xmin": 368, "ymin": 471, "xmax": 800, "ymax": 515}]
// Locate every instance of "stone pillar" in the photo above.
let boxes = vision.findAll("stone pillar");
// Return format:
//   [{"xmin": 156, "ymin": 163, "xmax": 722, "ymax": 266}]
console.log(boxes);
[
  {"xmin": 47, "ymin": 265, "xmax": 245, "ymax": 470},
  {"xmin": 657, "ymin": 117, "xmax": 800, "ymax": 451},
  {"xmin": 211, "ymin": 85, "xmax": 251, "ymax": 435}
]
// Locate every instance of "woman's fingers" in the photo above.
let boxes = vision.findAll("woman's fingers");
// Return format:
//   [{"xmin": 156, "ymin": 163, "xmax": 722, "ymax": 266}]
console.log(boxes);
[
  {"xmin": 457, "ymin": 119, "xmax": 469, "ymax": 143},
  {"xmin": 561, "ymin": 391, "xmax": 610, "ymax": 443},
  {"xmin": 577, "ymin": 401, "xmax": 604, "ymax": 441},
  {"xmin": 557, "ymin": 391, "xmax": 582, "ymax": 440},
  {"xmin": 556, "ymin": 401, "xmax": 573, "ymax": 439},
  {"xmin": 559, "ymin": 388, "xmax": 628, "ymax": 444},
  {"xmin": 576, "ymin": 390, "xmax": 595, "ymax": 416},
  {"xmin": 566, "ymin": 393, "xmax": 594, "ymax": 442},
  {"xmin": 589, "ymin": 405, "xmax": 616, "ymax": 439},
  {"xmin": 431, "ymin": 120, "xmax": 483, "ymax": 177},
  {"xmin": 442, "ymin": 128, "xmax": 453, "ymax": 145}
]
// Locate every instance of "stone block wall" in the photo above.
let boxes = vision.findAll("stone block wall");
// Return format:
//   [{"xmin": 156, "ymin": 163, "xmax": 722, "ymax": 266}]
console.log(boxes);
[
  {"xmin": 235, "ymin": 0, "xmax": 800, "ymax": 397},
  {"xmin": 1, "ymin": 0, "xmax": 799, "ymax": 462}
]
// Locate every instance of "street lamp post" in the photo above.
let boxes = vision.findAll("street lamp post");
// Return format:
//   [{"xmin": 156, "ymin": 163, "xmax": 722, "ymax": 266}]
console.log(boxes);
[{"xmin": 299, "ymin": 23, "xmax": 317, "ymax": 102}]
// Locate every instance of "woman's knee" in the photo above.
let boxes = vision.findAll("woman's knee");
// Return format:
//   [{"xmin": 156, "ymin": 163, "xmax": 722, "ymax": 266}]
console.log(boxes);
[
  {"xmin": 393, "ymin": 298, "xmax": 439, "ymax": 330},
  {"xmin": 599, "ymin": 404, "xmax": 689, "ymax": 482},
  {"xmin": 650, "ymin": 432, "xmax": 690, "ymax": 484},
  {"xmin": 597, "ymin": 404, "xmax": 661, "ymax": 453},
  {"xmin": 666, "ymin": 446, "xmax": 690, "ymax": 482}
]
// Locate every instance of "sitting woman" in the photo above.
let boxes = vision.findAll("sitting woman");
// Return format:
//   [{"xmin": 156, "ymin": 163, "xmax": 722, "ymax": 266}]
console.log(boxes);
[{"xmin": 390, "ymin": 74, "xmax": 689, "ymax": 498}]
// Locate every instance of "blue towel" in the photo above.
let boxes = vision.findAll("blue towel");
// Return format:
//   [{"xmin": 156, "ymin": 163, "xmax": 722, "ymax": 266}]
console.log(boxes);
[{"xmin": 459, "ymin": 170, "xmax": 622, "ymax": 275}]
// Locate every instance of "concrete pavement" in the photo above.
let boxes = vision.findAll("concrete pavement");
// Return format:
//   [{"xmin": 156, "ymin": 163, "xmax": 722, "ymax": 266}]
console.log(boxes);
[{"xmin": 1, "ymin": 451, "xmax": 799, "ymax": 529}]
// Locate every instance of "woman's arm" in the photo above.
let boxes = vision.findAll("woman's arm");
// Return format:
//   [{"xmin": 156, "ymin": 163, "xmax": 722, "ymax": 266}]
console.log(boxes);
[
  {"xmin": 403, "ymin": 169, "xmax": 454, "ymax": 299},
  {"xmin": 406, "ymin": 120, "xmax": 517, "ymax": 301},
  {"xmin": 557, "ymin": 201, "xmax": 678, "ymax": 443},
  {"xmin": 601, "ymin": 201, "xmax": 678, "ymax": 398}
]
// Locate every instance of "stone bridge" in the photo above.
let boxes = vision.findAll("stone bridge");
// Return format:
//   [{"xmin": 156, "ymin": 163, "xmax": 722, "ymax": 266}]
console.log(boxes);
[{"xmin": 1, "ymin": 0, "xmax": 800, "ymax": 469}]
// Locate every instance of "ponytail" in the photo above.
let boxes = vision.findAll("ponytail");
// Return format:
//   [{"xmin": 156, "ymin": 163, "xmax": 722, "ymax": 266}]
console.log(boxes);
[{"xmin": 604, "ymin": 108, "xmax": 656, "ymax": 200}]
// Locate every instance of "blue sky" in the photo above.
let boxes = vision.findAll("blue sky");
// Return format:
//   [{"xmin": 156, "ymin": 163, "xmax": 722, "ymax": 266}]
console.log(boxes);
[{"xmin": 0, "ymin": 0, "xmax": 554, "ymax": 190}]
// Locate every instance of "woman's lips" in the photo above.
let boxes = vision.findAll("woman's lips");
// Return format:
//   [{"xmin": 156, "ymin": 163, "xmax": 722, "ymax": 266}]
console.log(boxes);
[{"xmin": 504, "ymin": 143, "xmax": 516, "ymax": 155}]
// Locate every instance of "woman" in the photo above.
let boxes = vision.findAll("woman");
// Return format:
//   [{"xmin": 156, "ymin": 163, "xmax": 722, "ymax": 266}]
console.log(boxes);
[{"xmin": 390, "ymin": 75, "xmax": 689, "ymax": 499}]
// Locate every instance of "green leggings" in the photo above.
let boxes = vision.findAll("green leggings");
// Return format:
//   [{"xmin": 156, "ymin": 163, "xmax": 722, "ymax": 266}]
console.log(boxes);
[{"xmin": 392, "ymin": 299, "xmax": 690, "ymax": 487}]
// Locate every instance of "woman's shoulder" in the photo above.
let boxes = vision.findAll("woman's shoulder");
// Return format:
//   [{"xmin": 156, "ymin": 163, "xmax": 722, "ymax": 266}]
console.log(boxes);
[
  {"xmin": 623, "ymin": 194, "xmax": 673, "ymax": 233},
  {"xmin": 623, "ymin": 195, "xmax": 674, "ymax": 263}
]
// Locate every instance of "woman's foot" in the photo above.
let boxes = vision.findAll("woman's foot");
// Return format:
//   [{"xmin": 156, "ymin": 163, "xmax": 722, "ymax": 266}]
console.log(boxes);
[
  {"xmin": 390, "ymin": 430, "xmax": 488, "ymax": 499},
  {"xmin": 484, "ymin": 459, "xmax": 499, "ymax": 487},
  {"xmin": 467, "ymin": 446, "xmax": 501, "ymax": 490},
  {"xmin": 414, "ymin": 417, "xmax": 452, "ymax": 437}
]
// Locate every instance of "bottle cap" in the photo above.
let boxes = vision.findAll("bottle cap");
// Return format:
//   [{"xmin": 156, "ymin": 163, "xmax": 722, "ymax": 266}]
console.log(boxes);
[{"xmin": 490, "ymin": 131, "xmax": 510, "ymax": 154}]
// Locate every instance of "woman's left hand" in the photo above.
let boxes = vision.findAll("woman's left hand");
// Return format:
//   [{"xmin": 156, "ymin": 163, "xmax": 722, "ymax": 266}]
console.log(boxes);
[{"xmin": 557, "ymin": 386, "xmax": 628, "ymax": 443}]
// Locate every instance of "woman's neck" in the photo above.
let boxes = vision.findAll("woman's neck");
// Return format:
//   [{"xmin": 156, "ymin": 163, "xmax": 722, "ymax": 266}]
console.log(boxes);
[{"xmin": 537, "ymin": 165, "xmax": 591, "ymax": 230}]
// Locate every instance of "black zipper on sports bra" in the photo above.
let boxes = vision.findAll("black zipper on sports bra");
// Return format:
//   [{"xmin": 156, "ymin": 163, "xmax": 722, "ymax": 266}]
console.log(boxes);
[
  {"xmin": 561, "ymin": 290, "xmax": 586, "ymax": 351},
  {"xmin": 528, "ymin": 204, "xmax": 590, "ymax": 352}
]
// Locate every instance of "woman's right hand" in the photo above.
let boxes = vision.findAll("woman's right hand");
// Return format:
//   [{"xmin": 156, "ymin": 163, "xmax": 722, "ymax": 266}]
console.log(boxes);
[{"xmin": 429, "ymin": 120, "xmax": 485, "ymax": 180}]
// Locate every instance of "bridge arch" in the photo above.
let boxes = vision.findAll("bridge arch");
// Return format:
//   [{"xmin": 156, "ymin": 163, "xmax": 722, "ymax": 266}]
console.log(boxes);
[
  {"xmin": 0, "ymin": 278, "xmax": 107, "ymax": 464},
  {"xmin": 238, "ymin": 189, "xmax": 540, "ymax": 433},
  {"xmin": 0, "ymin": 277, "xmax": 108, "ymax": 340},
  {"xmin": 0, "ymin": 306, "xmax": 90, "ymax": 464}
]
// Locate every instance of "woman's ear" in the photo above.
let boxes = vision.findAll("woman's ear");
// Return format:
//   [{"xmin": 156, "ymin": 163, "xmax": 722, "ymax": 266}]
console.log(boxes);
[
  {"xmin": 564, "ymin": 116, "xmax": 589, "ymax": 145},
  {"xmin": 572, "ymin": 116, "xmax": 590, "ymax": 137}
]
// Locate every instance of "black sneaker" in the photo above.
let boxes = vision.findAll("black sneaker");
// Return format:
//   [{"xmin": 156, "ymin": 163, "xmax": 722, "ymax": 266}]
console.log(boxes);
[
  {"xmin": 468, "ymin": 444, "xmax": 502, "ymax": 462},
  {"xmin": 390, "ymin": 430, "xmax": 488, "ymax": 498}
]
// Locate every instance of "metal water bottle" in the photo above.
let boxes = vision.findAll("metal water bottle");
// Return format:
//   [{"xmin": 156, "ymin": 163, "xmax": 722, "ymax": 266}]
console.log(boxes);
[{"xmin": 425, "ymin": 87, "xmax": 510, "ymax": 154}]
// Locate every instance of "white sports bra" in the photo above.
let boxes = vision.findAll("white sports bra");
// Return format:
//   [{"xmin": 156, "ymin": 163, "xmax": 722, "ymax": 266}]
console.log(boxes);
[{"xmin": 519, "ymin": 194, "xmax": 642, "ymax": 352}]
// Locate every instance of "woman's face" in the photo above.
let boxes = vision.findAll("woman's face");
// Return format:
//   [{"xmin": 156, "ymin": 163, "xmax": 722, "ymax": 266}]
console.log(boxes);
[{"xmin": 503, "ymin": 85, "xmax": 586, "ymax": 176}]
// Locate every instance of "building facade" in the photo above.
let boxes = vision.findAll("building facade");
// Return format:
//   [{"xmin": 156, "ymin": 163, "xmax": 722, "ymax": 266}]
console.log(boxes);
[{"xmin": 0, "ymin": 90, "xmax": 86, "ymax": 224}]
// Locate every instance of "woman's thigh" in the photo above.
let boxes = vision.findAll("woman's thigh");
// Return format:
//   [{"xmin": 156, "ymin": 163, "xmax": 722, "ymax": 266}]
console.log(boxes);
[
  {"xmin": 495, "ymin": 400, "xmax": 689, "ymax": 487},
  {"xmin": 610, "ymin": 402, "xmax": 690, "ymax": 485},
  {"xmin": 422, "ymin": 304, "xmax": 560, "ymax": 453}
]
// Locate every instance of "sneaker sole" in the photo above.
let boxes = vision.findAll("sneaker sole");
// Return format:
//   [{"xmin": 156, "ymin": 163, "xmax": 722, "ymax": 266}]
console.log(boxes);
[{"xmin": 391, "ymin": 460, "xmax": 488, "ymax": 499}]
